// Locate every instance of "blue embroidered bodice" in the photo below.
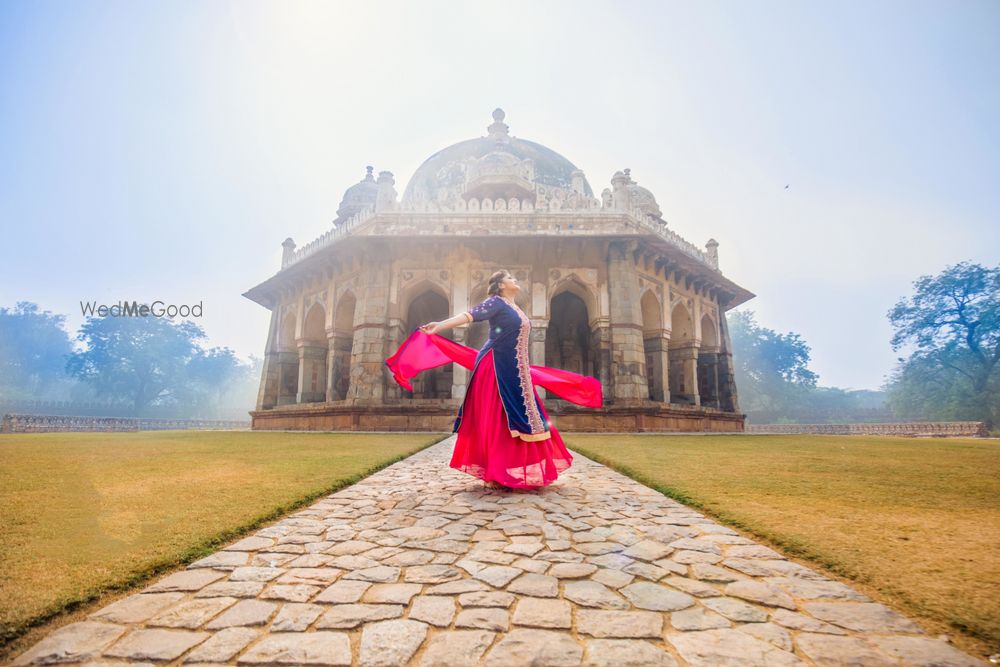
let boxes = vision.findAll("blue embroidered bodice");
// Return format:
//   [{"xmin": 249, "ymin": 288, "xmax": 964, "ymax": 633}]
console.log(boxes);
[{"xmin": 452, "ymin": 294, "xmax": 551, "ymax": 442}]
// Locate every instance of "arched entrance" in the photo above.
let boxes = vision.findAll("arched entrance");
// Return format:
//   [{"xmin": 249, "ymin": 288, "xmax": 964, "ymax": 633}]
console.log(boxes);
[
  {"xmin": 298, "ymin": 303, "xmax": 328, "ymax": 403},
  {"xmin": 546, "ymin": 291, "xmax": 591, "ymax": 375},
  {"xmin": 669, "ymin": 303, "xmax": 699, "ymax": 405},
  {"xmin": 276, "ymin": 312, "xmax": 299, "ymax": 406},
  {"xmin": 328, "ymin": 292, "xmax": 356, "ymax": 401},
  {"xmin": 641, "ymin": 290, "xmax": 668, "ymax": 402},
  {"xmin": 405, "ymin": 289, "xmax": 452, "ymax": 398},
  {"xmin": 698, "ymin": 314, "xmax": 720, "ymax": 408}
]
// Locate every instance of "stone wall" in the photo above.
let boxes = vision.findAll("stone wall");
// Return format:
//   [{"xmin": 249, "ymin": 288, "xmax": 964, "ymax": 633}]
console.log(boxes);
[
  {"xmin": 1, "ymin": 414, "xmax": 251, "ymax": 433},
  {"xmin": 746, "ymin": 422, "xmax": 989, "ymax": 437},
  {"xmin": 249, "ymin": 402, "xmax": 745, "ymax": 434}
]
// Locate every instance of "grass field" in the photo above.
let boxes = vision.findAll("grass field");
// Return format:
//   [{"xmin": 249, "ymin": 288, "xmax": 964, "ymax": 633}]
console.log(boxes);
[
  {"xmin": 0, "ymin": 430, "xmax": 446, "ymax": 654},
  {"xmin": 564, "ymin": 433, "xmax": 1000, "ymax": 657}
]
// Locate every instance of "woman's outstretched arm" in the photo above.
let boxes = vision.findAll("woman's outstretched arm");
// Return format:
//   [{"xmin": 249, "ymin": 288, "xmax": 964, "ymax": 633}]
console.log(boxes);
[
  {"xmin": 421, "ymin": 295, "xmax": 501, "ymax": 334},
  {"xmin": 419, "ymin": 312, "xmax": 472, "ymax": 335}
]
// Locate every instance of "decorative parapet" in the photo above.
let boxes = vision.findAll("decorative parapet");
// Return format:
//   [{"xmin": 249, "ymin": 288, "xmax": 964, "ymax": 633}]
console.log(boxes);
[
  {"xmin": 283, "ymin": 205, "xmax": 376, "ymax": 268},
  {"xmin": 281, "ymin": 201, "xmax": 719, "ymax": 271},
  {"xmin": 746, "ymin": 421, "xmax": 989, "ymax": 437}
]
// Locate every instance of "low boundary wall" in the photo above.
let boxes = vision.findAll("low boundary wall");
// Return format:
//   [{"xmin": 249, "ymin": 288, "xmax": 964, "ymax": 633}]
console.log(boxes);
[
  {"xmin": 746, "ymin": 421, "xmax": 988, "ymax": 437},
  {"xmin": 1, "ymin": 414, "xmax": 251, "ymax": 433}
]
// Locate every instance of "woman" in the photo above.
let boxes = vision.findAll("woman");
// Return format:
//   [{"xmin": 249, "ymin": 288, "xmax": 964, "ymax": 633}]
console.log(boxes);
[{"xmin": 418, "ymin": 270, "xmax": 575, "ymax": 490}]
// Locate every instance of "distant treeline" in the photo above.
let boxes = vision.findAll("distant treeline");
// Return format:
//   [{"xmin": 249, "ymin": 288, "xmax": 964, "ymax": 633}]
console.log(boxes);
[
  {"xmin": 2, "ymin": 261, "xmax": 996, "ymax": 427},
  {"xmin": 729, "ymin": 261, "xmax": 998, "ymax": 429},
  {"xmin": 0, "ymin": 302, "xmax": 260, "ymax": 420}
]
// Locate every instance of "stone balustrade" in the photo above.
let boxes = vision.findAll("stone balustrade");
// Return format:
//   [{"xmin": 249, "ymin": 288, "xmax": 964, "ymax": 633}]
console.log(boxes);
[
  {"xmin": 746, "ymin": 421, "xmax": 989, "ymax": 437},
  {"xmin": 1, "ymin": 414, "xmax": 251, "ymax": 434},
  {"xmin": 281, "ymin": 204, "xmax": 717, "ymax": 271},
  {"xmin": 283, "ymin": 205, "xmax": 376, "ymax": 268}
]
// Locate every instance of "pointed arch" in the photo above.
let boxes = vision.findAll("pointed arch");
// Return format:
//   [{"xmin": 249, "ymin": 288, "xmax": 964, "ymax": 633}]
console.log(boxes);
[
  {"xmin": 276, "ymin": 311, "xmax": 299, "ymax": 405},
  {"xmin": 550, "ymin": 275, "xmax": 598, "ymax": 324},
  {"xmin": 398, "ymin": 278, "xmax": 449, "ymax": 324},
  {"xmin": 698, "ymin": 312, "xmax": 721, "ymax": 407},
  {"xmin": 669, "ymin": 301, "xmax": 698, "ymax": 405},
  {"xmin": 329, "ymin": 291, "xmax": 357, "ymax": 401},
  {"xmin": 670, "ymin": 302, "xmax": 694, "ymax": 344},
  {"xmin": 302, "ymin": 303, "xmax": 326, "ymax": 343},
  {"xmin": 547, "ymin": 289, "xmax": 592, "ymax": 376},
  {"xmin": 404, "ymin": 288, "xmax": 452, "ymax": 399},
  {"xmin": 700, "ymin": 313, "xmax": 719, "ymax": 350},
  {"xmin": 641, "ymin": 289, "xmax": 666, "ymax": 401},
  {"xmin": 297, "ymin": 302, "xmax": 328, "ymax": 403}
]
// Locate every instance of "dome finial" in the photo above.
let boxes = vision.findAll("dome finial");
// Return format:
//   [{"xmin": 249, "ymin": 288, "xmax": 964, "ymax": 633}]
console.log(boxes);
[
  {"xmin": 488, "ymin": 108, "xmax": 510, "ymax": 143},
  {"xmin": 365, "ymin": 165, "xmax": 374, "ymax": 181}
]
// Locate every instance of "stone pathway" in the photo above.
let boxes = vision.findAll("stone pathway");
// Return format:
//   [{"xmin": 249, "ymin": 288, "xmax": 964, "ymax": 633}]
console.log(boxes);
[{"xmin": 12, "ymin": 436, "xmax": 986, "ymax": 666}]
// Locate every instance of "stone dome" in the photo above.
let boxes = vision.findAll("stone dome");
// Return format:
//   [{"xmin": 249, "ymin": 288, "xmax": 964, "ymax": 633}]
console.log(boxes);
[
  {"xmin": 402, "ymin": 109, "xmax": 594, "ymax": 206},
  {"xmin": 337, "ymin": 166, "xmax": 379, "ymax": 220}
]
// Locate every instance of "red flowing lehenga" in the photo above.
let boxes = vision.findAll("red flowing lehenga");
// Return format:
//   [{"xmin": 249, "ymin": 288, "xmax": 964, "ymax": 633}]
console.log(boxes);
[
  {"xmin": 450, "ymin": 348, "xmax": 573, "ymax": 488},
  {"xmin": 384, "ymin": 329, "xmax": 602, "ymax": 490}
]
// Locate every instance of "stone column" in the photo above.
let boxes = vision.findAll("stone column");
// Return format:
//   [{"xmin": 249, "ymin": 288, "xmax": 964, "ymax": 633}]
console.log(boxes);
[
  {"xmin": 384, "ymin": 320, "xmax": 407, "ymax": 402},
  {"xmin": 607, "ymin": 240, "xmax": 649, "ymax": 402},
  {"xmin": 326, "ymin": 328, "xmax": 354, "ymax": 401},
  {"xmin": 451, "ymin": 264, "xmax": 470, "ymax": 400},
  {"xmin": 296, "ymin": 342, "xmax": 327, "ymax": 404},
  {"xmin": 349, "ymin": 251, "xmax": 391, "ymax": 403},
  {"xmin": 590, "ymin": 323, "xmax": 612, "ymax": 393},
  {"xmin": 672, "ymin": 346, "xmax": 700, "ymax": 406},
  {"xmin": 717, "ymin": 313, "xmax": 740, "ymax": 413},
  {"xmin": 643, "ymin": 332, "xmax": 670, "ymax": 402},
  {"xmin": 256, "ymin": 309, "xmax": 280, "ymax": 410},
  {"xmin": 697, "ymin": 351, "xmax": 719, "ymax": 408},
  {"xmin": 451, "ymin": 327, "xmax": 469, "ymax": 399},
  {"xmin": 530, "ymin": 322, "xmax": 547, "ymax": 399},
  {"xmin": 276, "ymin": 351, "xmax": 299, "ymax": 406}
]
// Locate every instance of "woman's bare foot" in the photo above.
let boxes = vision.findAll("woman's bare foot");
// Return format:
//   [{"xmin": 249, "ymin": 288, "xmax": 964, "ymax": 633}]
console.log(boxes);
[{"xmin": 483, "ymin": 480, "xmax": 509, "ymax": 491}]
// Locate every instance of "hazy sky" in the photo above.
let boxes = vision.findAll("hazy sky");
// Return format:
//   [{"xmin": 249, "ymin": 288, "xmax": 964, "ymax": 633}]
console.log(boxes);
[{"xmin": 2, "ymin": 1, "xmax": 997, "ymax": 391}]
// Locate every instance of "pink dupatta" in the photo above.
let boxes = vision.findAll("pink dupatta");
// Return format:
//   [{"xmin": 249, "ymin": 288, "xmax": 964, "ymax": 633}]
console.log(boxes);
[{"xmin": 385, "ymin": 329, "xmax": 603, "ymax": 408}]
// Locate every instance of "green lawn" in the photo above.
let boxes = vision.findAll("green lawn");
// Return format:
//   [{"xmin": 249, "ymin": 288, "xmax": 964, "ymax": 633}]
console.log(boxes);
[
  {"xmin": 564, "ymin": 433, "xmax": 1000, "ymax": 657},
  {"xmin": 0, "ymin": 430, "xmax": 446, "ymax": 651}
]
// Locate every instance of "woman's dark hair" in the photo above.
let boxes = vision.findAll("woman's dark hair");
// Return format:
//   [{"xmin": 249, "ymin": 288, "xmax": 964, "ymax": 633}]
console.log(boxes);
[{"xmin": 487, "ymin": 270, "xmax": 511, "ymax": 297}]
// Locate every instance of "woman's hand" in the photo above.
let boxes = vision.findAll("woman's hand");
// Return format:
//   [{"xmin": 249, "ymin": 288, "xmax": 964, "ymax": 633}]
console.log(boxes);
[{"xmin": 420, "ymin": 321, "xmax": 442, "ymax": 335}]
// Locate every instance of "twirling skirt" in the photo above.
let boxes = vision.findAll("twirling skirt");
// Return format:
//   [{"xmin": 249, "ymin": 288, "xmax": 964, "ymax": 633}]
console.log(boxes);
[{"xmin": 450, "ymin": 348, "xmax": 573, "ymax": 489}]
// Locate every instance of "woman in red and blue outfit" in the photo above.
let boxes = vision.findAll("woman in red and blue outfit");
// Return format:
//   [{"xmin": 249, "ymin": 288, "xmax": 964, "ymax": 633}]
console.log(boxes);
[{"xmin": 412, "ymin": 270, "xmax": 583, "ymax": 490}]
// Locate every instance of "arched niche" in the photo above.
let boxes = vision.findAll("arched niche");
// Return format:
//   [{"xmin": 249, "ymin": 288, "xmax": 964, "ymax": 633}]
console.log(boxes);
[
  {"xmin": 329, "ymin": 291, "xmax": 357, "ymax": 401},
  {"xmin": 546, "ymin": 289, "xmax": 591, "ymax": 376},
  {"xmin": 276, "ymin": 312, "xmax": 299, "ymax": 405},
  {"xmin": 404, "ymin": 288, "xmax": 452, "ymax": 399},
  {"xmin": 641, "ymin": 290, "xmax": 666, "ymax": 401},
  {"xmin": 297, "ymin": 303, "xmax": 328, "ymax": 403},
  {"xmin": 697, "ymin": 313, "xmax": 720, "ymax": 407},
  {"xmin": 668, "ymin": 302, "xmax": 697, "ymax": 404}
]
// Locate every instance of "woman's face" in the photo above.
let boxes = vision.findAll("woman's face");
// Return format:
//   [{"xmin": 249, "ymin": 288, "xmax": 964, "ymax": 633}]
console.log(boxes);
[{"xmin": 499, "ymin": 274, "xmax": 520, "ymax": 295}]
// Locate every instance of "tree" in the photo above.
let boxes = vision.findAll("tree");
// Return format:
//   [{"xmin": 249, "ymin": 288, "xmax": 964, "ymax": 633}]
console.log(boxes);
[
  {"xmin": 0, "ymin": 302, "xmax": 75, "ymax": 399},
  {"xmin": 66, "ymin": 313, "xmax": 207, "ymax": 416},
  {"xmin": 179, "ymin": 347, "xmax": 257, "ymax": 419},
  {"xmin": 886, "ymin": 262, "xmax": 1000, "ymax": 426},
  {"xmin": 727, "ymin": 310, "xmax": 818, "ymax": 423}
]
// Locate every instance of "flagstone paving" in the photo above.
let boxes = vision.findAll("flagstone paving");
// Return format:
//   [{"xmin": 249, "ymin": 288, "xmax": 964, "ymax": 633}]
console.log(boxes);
[{"xmin": 12, "ymin": 435, "xmax": 986, "ymax": 666}]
